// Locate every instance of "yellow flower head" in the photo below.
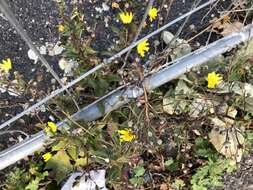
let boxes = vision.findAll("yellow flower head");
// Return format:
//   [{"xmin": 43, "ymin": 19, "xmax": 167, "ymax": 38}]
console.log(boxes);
[
  {"xmin": 137, "ymin": 39, "xmax": 149, "ymax": 57},
  {"xmin": 42, "ymin": 152, "xmax": 52, "ymax": 162},
  {"xmin": 207, "ymin": 72, "xmax": 222, "ymax": 89},
  {"xmin": 45, "ymin": 121, "xmax": 58, "ymax": 135},
  {"xmin": 148, "ymin": 7, "xmax": 159, "ymax": 22},
  {"xmin": 0, "ymin": 58, "xmax": 12, "ymax": 73},
  {"xmin": 58, "ymin": 24, "xmax": 65, "ymax": 32},
  {"xmin": 118, "ymin": 129, "xmax": 135, "ymax": 142},
  {"xmin": 119, "ymin": 12, "xmax": 133, "ymax": 24},
  {"xmin": 48, "ymin": 121, "xmax": 57, "ymax": 132}
]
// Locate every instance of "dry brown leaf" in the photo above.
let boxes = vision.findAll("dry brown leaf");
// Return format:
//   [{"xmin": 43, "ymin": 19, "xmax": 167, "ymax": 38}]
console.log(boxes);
[
  {"xmin": 111, "ymin": 2, "xmax": 119, "ymax": 8},
  {"xmin": 209, "ymin": 126, "xmax": 244, "ymax": 162},
  {"xmin": 160, "ymin": 183, "xmax": 168, "ymax": 190},
  {"xmin": 210, "ymin": 15, "xmax": 230, "ymax": 31},
  {"xmin": 221, "ymin": 21, "xmax": 244, "ymax": 36}
]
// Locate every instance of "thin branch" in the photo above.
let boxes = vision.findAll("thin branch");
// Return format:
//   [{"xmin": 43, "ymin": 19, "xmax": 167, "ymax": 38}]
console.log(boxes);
[
  {"xmin": 0, "ymin": 0, "xmax": 218, "ymax": 130},
  {"xmin": 0, "ymin": 130, "xmax": 29, "ymax": 139},
  {"xmin": 122, "ymin": 0, "xmax": 155, "ymax": 69}
]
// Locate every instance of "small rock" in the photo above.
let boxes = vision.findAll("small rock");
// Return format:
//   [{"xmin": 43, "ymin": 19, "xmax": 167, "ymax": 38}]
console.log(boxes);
[
  {"xmin": 161, "ymin": 31, "xmax": 174, "ymax": 45},
  {"xmin": 28, "ymin": 49, "xmax": 39, "ymax": 63}
]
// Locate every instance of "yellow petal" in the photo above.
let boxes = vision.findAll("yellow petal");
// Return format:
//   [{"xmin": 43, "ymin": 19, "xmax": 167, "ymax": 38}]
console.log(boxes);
[
  {"xmin": 207, "ymin": 72, "xmax": 222, "ymax": 89},
  {"xmin": 47, "ymin": 121, "xmax": 58, "ymax": 133},
  {"xmin": 148, "ymin": 8, "xmax": 159, "ymax": 22},
  {"xmin": 137, "ymin": 39, "xmax": 149, "ymax": 57},
  {"xmin": 58, "ymin": 24, "xmax": 65, "ymax": 32},
  {"xmin": 42, "ymin": 152, "xmax": 52, "ymax": 162},
  {"xmin": 0, "ymin": 58, "xmax": 12, "ymax": 73},
  {"xmin": 119, "ymin": 12, "xmax": 133, "ymax": 24}
]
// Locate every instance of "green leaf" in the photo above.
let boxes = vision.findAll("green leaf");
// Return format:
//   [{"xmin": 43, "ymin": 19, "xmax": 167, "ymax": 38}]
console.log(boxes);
[
  {"xmin": 51, "ymin": 140, "xmax": 66, "ymax": 151},
  {"xmin": 107, "ymin": 165, "xmax": 122, "ymax": 181},
  {"xmin": 133, "ymin": 166, "xmax": 145, "ymax": 177},
  {"xmin": 25, "ymin": 171, "xmax": 48, "ymax": 190},
  {"xmin": 75, "ymin": 157, "xmax": 88, "ymax": 167},
  {"xmin": 106, "ymin": 74, "xmax": 120, "ymax": 83},
  {"xmin": 45, "ymin": 150, "xmax": 73, "ymax": 184},
  {"xmin": 173, "ymin": 179, "xmax": 185, "ymax": 189},
  {"xmin": 228, "ymin": 72, "xmax": 239, "ymax": 81},
  {"xmin": 85, "ymin": 46, "xmax": 97, "ymax": 55},
  {"xmin": 111, "ymin": 25, "xmax": 120, "ymax": 34},
  {"xmin": 25, "ymin": 179, "xmax": 39, "ymax": 190},
  {"xmin": 67, "ymin": 146, "xmax": 78, "ymax": 160},
  {"xmin": 164, "ymin": 159, "xmax": 174, "ymax": 168},
  {"xmin": 129, "ymin": 177, "xmax": 144, "ymax": 185},
  {"xmin": 192, "ymin": 183, "xmax": 207, "ymax": 190},
  {"xmin": 35, "ymin": 171, "xmax": 48, "ymax": 181}
]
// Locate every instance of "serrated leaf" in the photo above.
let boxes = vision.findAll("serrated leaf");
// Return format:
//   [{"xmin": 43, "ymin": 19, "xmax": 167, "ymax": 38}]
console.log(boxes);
[
  {"xmin": 25, "ymin": 171, "xmax": 48, "ymax": 190},
  {"xmin": 36, "ymin": 171, "xmax": 48, "ymax": 181},
  {"xmin": 25, "ymin": 179, "xmax": 39, "ymax": 190}
]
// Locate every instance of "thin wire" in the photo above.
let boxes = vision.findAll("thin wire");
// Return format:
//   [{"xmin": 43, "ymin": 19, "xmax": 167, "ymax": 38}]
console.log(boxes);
[
  {"xmin": 0, "ymin": 0, "xmax": 217, "ymax": 130},
  {"xmin": 105, "ymin": 0, "xmax": 217, "ymax": 64},
  {"xmin": 122, "ymin": 0, "xmax": 155, "ymax": 67},
  {"xmin": 0, "ymin": 0, "xmax": 80, "ymax": 110}
]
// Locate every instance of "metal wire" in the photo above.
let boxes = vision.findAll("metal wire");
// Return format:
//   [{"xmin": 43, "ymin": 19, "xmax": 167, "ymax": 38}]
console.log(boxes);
[
  {"xmin": 0, "ymin": 0, "xmax": 80, "ymax": 110},
  {"xmin": 0, "ymin": 0, "xmax": 217, "ymax": 130},
  {"xmin": 1, "ymin": 24, "xmax": 253, "ymax": 170}
]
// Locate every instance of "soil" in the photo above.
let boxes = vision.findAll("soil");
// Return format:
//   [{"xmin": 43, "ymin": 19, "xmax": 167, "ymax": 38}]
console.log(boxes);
[
  {"xmin": 0, "ymin": 0, "xmax": 253, "ymax": 189},
  {"xmin": 214, "ymin": 151, "xmax": 253, "ymax": 190}
]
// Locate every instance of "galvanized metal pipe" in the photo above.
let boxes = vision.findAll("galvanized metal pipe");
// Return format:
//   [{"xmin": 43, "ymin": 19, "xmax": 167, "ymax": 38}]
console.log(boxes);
[
  {"xmin": 0, "ymin": 0, "xmax": 217, "ymax": 130},
  {"xmin": 144, "ymin": 25, "xmax": 253, "ymax": 90},
  {"xmin": 0, "ymin": 24, "xmax": 253, "ymax": 170}
]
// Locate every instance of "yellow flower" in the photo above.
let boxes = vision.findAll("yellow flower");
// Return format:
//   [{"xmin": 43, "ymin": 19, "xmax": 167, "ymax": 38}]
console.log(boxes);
[
  {"xmin": 119, "ymin": 12, "xmax": 133, "ymax": 24},
  {"xmin": 48, "ymin": 121, "xmax": 57, "ymax": 132},
  {"xmin": 207, "ymin": 72, "xmax": 222, "ymax": 89},
  {"xmin": 58, "ymin": 24, "xmax": 65, "ymax": 32},
  {"xmin": 148, "ymin": 7, "xmax": 159, "ymax": 22},
  {"xmin": 45, "ymin": 121, "xmax": 58, "ymax": 135},
  {"xmin": 42, "ymin": 152, "xmax": 52, "ymax": 162},
  {"xmin": 118, "ymin": 129, "xmax": 135, "ymax": 142},
  {"xmin": 137, "ymin": 39, "xmax": 149, "ymax": 57},
  {"xmin": 0, "ymin": 58, "xmax": 12, "ymax": 73},
  {"xmin": 44, "ymin": 127, "xmax": 50, "ymax": 135}
]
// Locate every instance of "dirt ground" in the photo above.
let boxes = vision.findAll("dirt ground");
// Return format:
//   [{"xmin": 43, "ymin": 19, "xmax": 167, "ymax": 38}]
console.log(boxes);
[{"xmin": 0, "ymin": 0, "xmax": 253, "ymax": 189}]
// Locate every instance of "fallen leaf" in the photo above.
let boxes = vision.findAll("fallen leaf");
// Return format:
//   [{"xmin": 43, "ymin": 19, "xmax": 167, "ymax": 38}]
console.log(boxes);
[
  {"xmin": 209, "ymin": 126, "xmax": 245, "ymax": 162},
  {"xmin": 160, "ymin": 183, "xmax": 168, "ymax": 190},
  {"xmin": 161, "ymin": 31, "xmax": 192, "ymax": 60},
  {"xmin": 221, "ymin": 22, "xmax": 243, "ymax": 36}
]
